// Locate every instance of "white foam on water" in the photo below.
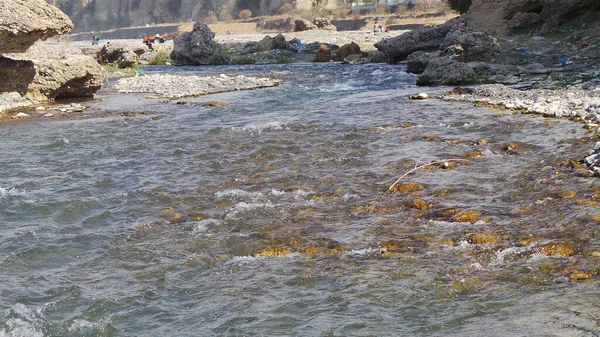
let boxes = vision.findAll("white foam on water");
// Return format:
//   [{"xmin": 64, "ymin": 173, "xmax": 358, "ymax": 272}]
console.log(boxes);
[
  {"xmin": 228, "ymin": 252, "xmax": 301, "ymax": 264},
  {"xmin": 269, "ymin": 189, "xmax": 286, "ymax": 196},
  {"xmin": 225, "ymin": 201, "xmax": 275, "ymax": 218},
  {"xmin": 0, "ymin": 304, "xmax": 46, "ymax": 337},
  {"xmin": 341, "ymin": 193, "xmax": 359, "ymax": 201},
  {"xmin": 346, "ymin": 248, "xmax": 383, "ymax": 256},
  {"xmin": 371, "ymin": 69, "xmax": 385, "ymax": 76},
  {"xmin": 491, "ymin": 246, "xmax": 530, "ymax": 265},
  {"xmin": 318, "ymin": 81, "xmax": 362, "ymax": 93},
  {"xmin": 215, "ymin": 189, "xmax": 264, "ymax": 199},
  {"xmin": 293, "ymin": 190, "xmax": 311, "ymax": 199},
  {"xmin": 67, "ymin": 315, "xmax": 113, "ymax": 333},
  {"xmin": 231, "ymin": 121, "xmax": 285, "ymax": 133},
  {"xmin": 0, "ymin": 187, "xmax": 25, "ymax": 198},
  {"xmin": 192, "ymin": 219, "xmax": 221, "ymax": 234}
]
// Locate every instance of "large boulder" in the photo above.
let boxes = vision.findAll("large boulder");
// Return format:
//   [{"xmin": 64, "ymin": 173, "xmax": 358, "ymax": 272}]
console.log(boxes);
[
  {"xmin": 294, "ymin": 18, "xmax": 316, "ymax": 32},
  {"xmin": 416, "ymin": 57, "xmax": 516, "ymax": 86},
  {"xmin": 4, "ymin": 43, "xmax": 104, "ymax": 101},
  {"xmin": 170, "ymin": 22, "xmax": 224, "ymax": 65},
  {"xmin": 314, "ymin": 44, "xmax": 332, "ymax": 62},
  {"xmin": 416, "ymin": 58, "xmax": 492, "ymax": 86},
  {"xmin": 375, "ymin": 18, "xmax": 460, "ymax": 62},
  {"xmin": 312, "ymin": 18, "xmax": 337, "ymax": 31},
  {"xmin": 440, "ymin": 27, "xmax": 502, "ymax": 62},
  {"xmin": 100, "ymin": 42, "xmax": 143, "ymax": 68},
  {"xmin": 334, "ymin": 42, "xmax": 367, "ymax": 62},
  {"xmin": 0, "ymin": 0, "xmax": 73, "ymax": 53},
  {"xmin": 406, "ymin": 51, "xmax": 432, "ymax": 74}
]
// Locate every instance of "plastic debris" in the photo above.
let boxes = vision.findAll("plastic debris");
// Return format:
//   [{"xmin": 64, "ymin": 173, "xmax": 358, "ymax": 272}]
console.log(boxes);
[{"xmin": 559, "ymin": 57, "xmax": 571, "ymax": 65}]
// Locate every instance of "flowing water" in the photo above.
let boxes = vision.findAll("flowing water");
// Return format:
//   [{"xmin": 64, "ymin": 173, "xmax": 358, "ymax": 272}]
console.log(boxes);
[{"xmin": 1, "ymin": 63, "xmax": 600, "ymax": 336}]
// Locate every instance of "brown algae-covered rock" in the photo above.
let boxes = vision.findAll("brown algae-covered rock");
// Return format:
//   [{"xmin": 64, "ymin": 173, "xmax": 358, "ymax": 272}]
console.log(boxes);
[
  {"xmin": 539, "ymin": 243, "xmax": 577, "ymax": 257},
  {"xmin": 253, "ymin": 246, "xmax": 292, "ymax": 257},
  {"xmin": 557, "ymin": 190, "xmax": 577, "ymax": 199},
  {"xmin": 452, "ymin": 210, "xmax": 483, "ymax": 223},
  {"xmin": 433, "ymin": 188, "xmax": 453, "ymax": 196},
  {"xmin": 462, "ymin": 149, "xmax": 485, "ymax": 158},
  {"xmin": 468, "ymin": 233, "xmax": 501, "ymax": 245},
  {"xmin": 574, "ymin": 200, "xmax": 599, "ymax": 206},
  {"xmin": 569, "ymin": 270, "xmax": 598, "ymax": 281},
  {"xmin": 405, "ymin": 199, "xmax": 429, "ymax": 210},
  {"xmin": 389, "ymin": 182, "xmax": 424, "ymax": 194}
]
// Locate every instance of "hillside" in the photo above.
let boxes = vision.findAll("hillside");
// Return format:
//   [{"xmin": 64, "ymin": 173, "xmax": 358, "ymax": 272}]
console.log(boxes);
[{"xmin": 52, "ymin": 0, "xmax": 343, "ymax": 32}]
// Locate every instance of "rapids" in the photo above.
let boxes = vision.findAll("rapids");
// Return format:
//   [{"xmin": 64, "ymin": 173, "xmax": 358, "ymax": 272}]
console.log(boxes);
[{"xmin": 1, "ymin": 63, "xmax": 599, "ymax": 336}]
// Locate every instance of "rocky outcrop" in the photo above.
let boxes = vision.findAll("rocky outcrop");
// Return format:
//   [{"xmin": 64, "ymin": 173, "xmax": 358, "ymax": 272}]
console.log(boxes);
[
  {"xmin": 467, "ymin": 0, "xmax": 600, "ymax": 34},
  {"xmin": 170, "ymin": 22, "xmax": 224, "ymax": 65},
  {"xmin": 0, "ymin": 57, "xmax": 36, "ymax": 94},
  {"xmin": 5, "ymin": 43, "xmax": 104, "ymax": 100},
  {"xmin": 0, "ymin": 0, "xmax": 73, "ymax": 53},
  {"xmin": 440, "ymin": 26, "xmax": 502, "ymax": 63},
  {"xmin": 241, "ymin": 34, "xmax": 287, "ymax": 54},
  {"xmin": 0, "ymin": 0, "xmax": 104, "ymax": 114},
  {"xmin": 374, "ymin": 18, "xmax": 460, "ymax": 62}
]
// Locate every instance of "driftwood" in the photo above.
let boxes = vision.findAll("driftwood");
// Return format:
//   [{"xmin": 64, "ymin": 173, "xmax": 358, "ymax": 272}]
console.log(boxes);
[{"xmin": 387, "ymin": 158, "xmax": 468, "ymax": 193}]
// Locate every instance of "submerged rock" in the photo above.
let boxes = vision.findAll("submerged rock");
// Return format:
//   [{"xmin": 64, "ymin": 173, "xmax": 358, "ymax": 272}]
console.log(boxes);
[{"xmin": 452, "ymin": 210, "xmax": 482, "ymax": 223}]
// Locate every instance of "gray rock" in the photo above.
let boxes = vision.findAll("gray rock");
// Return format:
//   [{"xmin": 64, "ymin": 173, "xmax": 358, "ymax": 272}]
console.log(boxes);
[
  {"xmin": 440, "ymin": 28, "xmax": 502, "ymax": 62},
  {"xmin": 406, "ymin": 51, "xmax": 431, "ymax": 74},
  {"xmin": 342, "ymin": 54, "xmax": 364, "ymax": 65},
  {"xmin": 375, "ymin": 17, "xmax": 460, "ymax": 62},
  {"xmin": 417, "ymin": 58, "xmax": 491, "ymax": 86},
  {"xmin": 242, "ymin": 34, "xmax": 287, "ymax": 54},
  {"xmin": 508, "ymin": 12, "xmax": 542, "ymax": 29},
  {"xmin": 522, "ymin": 63, "xmax": 550, "ymax": 74},
  {"xmin": 0, "ymin": 0, "xmax": 73, "ymax": 53},
  {"xmin": 101, "ymin": 43, "xmax": 141, "ymax": 68},
  {"xmin": 170, "ymin": 22, "xmax": 224, "ymax": 66}
]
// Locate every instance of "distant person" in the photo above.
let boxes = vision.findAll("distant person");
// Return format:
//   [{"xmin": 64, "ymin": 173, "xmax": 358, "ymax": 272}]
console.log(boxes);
[
  {"xmin": 145, "ymin": 39, "xmax": 154, "ymax": 51},
  {"xmin": 373, "ymin": 21, "xmax": 378, "ymax": 33},
  {"xmin": 385, "ymin": 26, "xmax": 390, "ymax": 33},
  {"xmin": 379, "ymin": 25, "xmax": 383, "ymax": 32},
  {"xmin": 92, "ymin": 35, "xmax": 100, "ymax": 45}
]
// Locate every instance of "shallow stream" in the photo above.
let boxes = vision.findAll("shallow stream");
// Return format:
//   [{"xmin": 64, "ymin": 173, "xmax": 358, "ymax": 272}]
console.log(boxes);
[{"xmin": 1, "ymin": 63, "xmax": 599, "ymax": 336}]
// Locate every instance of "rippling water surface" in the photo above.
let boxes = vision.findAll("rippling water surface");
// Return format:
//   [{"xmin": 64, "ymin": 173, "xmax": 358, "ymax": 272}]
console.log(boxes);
[{"xmin": 1, "ymin": 63, "xmax": 600, "ymax": 336}]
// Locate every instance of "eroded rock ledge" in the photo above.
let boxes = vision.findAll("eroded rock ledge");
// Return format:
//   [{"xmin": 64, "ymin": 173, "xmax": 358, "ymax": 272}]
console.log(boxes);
[{"xmin": 0, "ymin": 0, "xmax": 73, "ymax": 53}]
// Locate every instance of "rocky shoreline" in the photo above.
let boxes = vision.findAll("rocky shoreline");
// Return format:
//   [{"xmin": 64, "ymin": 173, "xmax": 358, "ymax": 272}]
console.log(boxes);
[
  {"xmin": 439, "ymin": 84, "xmax": 600, "ymax": 175},
  {"xmin": 113, "ymin": 73, "xmax": 283, "ymax": 99}
]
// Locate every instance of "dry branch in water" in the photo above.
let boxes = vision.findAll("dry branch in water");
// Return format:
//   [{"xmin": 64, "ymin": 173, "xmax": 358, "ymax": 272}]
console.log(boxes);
[{"xmin": 387, "ymin": 159, "xmax": 469, "ymax": 193}]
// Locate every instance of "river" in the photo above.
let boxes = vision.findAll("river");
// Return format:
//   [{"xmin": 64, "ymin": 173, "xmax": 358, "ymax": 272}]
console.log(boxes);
[{"xmin": 1, "ymin": 63, "xmax": 599, "ymax": 336}]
